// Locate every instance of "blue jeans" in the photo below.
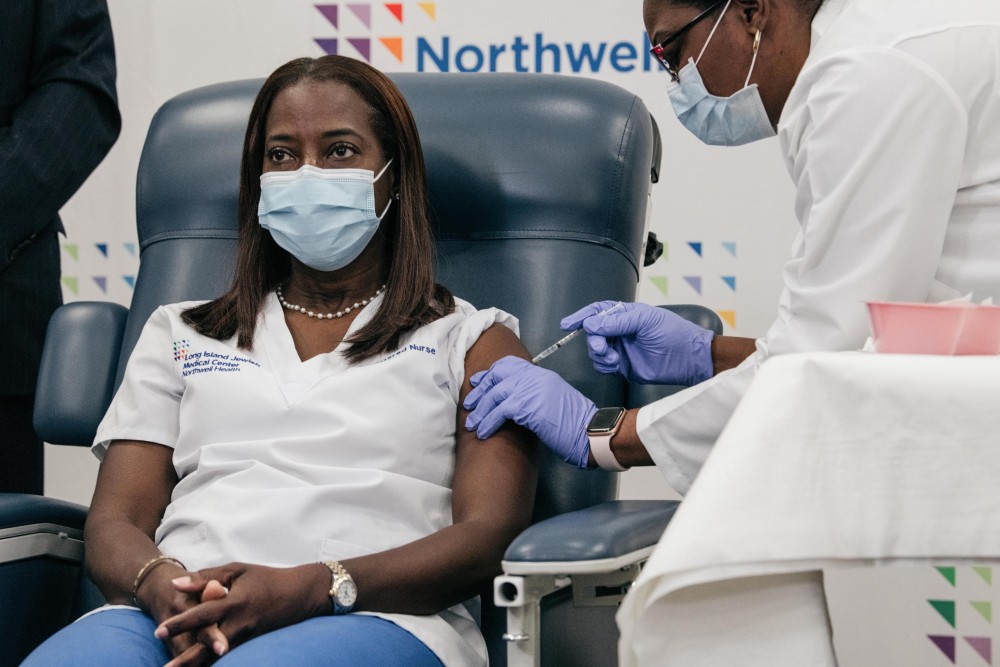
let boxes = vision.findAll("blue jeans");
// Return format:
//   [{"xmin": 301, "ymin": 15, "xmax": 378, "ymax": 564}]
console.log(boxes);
[{"xmin": 24, "ymin": 607, "xmax": 444, "ymax": 666}]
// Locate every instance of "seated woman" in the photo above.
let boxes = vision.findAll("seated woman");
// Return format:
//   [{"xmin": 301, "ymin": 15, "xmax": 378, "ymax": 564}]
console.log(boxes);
[{"xmin": 26, "ymin": 55, "xmax": 536, "ymax": 667}]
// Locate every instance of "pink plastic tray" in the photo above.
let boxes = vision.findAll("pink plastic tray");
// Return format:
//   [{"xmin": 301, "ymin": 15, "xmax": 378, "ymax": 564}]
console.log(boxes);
[{"xmin": 867, "ymin": 301, "xmax": 1000, "ymax": 355}]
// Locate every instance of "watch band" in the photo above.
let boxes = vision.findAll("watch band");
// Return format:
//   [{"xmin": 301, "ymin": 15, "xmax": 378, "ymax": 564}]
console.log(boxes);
[
  {"xmin": 589, "ymin": 432, "xmax": 628, "ymax": 471},
  {"xmin": 322, "ymin": 560, "xmax": 357, "ymax": 614},
  {"xmin": 587, "ymin": 406, "xmax": 628, "ymax": 471}
]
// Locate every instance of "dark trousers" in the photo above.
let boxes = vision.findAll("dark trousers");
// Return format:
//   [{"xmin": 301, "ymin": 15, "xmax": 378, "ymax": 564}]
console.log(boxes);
[
  {"xmin": 0, "ymin": 230, "xmax": 59, "ymax": 495},
  {"xmin": 0, "ymin": 394, "xmax": 43, "ymax": 494}
]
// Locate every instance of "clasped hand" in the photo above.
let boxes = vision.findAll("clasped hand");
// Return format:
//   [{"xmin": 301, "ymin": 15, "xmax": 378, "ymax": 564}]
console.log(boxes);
[{"xmin": 152, "ymin": 562, "xmax": 329, "ymax": 667}]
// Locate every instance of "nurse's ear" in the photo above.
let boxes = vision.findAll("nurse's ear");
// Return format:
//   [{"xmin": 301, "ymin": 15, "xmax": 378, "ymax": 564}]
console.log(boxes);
[{"xmin": 736, "ymin": 0, "xmax": 770, "ymax": 35}]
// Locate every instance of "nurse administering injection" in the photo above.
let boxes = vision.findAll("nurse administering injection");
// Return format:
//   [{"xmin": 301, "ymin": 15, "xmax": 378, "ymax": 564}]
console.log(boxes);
[{"xmin": 466, "ymin": 0, "xmax": 1000, "ymax": 490}]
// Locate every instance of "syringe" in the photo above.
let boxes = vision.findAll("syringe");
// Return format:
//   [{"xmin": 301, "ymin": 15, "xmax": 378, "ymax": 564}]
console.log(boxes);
[{"xmin": 531, "ymin": 302, "xmax": 624, "ymax": 364}]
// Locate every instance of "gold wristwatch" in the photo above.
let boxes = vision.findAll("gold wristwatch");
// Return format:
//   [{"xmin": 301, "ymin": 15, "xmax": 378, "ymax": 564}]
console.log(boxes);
[{"xmin": 322, "ymin": 560, "xmax": 357, "ymax": 614}]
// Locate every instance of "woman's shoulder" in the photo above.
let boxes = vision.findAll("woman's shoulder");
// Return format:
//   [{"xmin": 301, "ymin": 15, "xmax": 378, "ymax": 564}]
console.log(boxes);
[
  {"xmin": 446, "ymin": 297, "xmax": 519, "ymax": 336},
  {"xmin": 450, "ymin": 297, "xmax": 478, "ymax": 318},
  {"xmin": 402, "ymin": 297, "xmax": 519, "ymax": 354}
]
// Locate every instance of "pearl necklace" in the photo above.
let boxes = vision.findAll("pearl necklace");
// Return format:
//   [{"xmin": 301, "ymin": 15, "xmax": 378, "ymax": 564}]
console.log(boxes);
[{"xmin": 276, "ymin": 284, "xmax": 386, "ymax": 320}]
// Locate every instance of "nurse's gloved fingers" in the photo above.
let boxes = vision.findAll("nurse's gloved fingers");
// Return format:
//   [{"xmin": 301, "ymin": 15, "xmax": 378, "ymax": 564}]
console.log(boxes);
[
  {"xmin": 588, "ymin": 337, "xmax": 621, "ymax": 371},
  {"xmin": 464, "ymin": 370, "xmax": 500, "ymax": 410},
  {"xmin": 465, "ymin": 398, "xmax": 504, "ymax": 439},
  {"xmin": 560, "ymin": 300, "xmax": 621, "ymax": 332},
  {"xmin": 468, "ymin": 376, "xmax": 527, "ymax": 439},
  {"xmin": 582, "ymin": 308, "xmax": 640, "ymax": 338},
  {"xmin": 465, "ymin": 387, "xmax": 499, "ymax": 431},
  {"xmin": 592, "ymin": 359, "xmax": 620, "ymax": 375},
  {"xmin": 464, "ymin": 356, "xmax": 529, "ymax": 409},
  {"xmin": 474, "ymin": 395, "xmax": 523, "ymax": 441},
  {"xmin": 465, "ymin": 379, "xmax": 512, "ymax": 432},
  {"xmin": 586, "ymin": 333, "xmax": 611, "ymax": 357}
]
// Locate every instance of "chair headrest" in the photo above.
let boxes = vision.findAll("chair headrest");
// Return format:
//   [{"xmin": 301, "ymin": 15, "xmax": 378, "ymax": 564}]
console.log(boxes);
[{"xmin": 137, "ymin": 73, "xmax": 652, "ymax": 275}]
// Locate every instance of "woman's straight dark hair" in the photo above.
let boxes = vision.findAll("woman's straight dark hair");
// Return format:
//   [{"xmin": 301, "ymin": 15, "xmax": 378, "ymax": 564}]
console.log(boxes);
[{"xmin": 182, "ymin": 55, "xmax": 454, "ymax": 363}]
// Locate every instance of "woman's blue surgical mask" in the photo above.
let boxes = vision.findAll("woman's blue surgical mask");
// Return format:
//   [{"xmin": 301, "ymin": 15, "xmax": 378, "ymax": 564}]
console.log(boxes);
[
  {"xmin": 667, "ymin": 0, "xmax": 775, "ymax": 146},
  {"xmin": 258, "ymin": 160, "xmax": 394, "ymax": 272}
]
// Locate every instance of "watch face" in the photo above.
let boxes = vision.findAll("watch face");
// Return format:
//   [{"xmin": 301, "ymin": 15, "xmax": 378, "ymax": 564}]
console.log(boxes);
[
  {"xmin": 336, "ymin": 579, "xmax": 358, "ymax": 606},
  {"xmin": 589, "ymin": 407, "xmax": 625, "ymax": 434}
]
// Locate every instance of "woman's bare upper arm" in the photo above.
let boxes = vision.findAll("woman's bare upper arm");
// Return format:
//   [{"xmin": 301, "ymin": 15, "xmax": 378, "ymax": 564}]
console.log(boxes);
[
  {"xmin": 87, "ymin": 440, "xmax": 178, "ymax": 539},
  {"xmin": 452, "ymin": 323, "xmax": 537, "ymax": 529}
]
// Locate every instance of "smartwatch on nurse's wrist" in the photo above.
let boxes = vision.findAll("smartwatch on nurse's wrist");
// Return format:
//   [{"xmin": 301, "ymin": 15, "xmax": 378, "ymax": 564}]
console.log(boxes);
[{"xmin": 587, "ymin": 407, "xmax": 628, "ymax": 472}]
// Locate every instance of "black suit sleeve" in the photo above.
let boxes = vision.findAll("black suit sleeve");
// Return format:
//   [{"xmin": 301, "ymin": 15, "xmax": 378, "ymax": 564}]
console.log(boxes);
[{"xmin": 0, "ymin": 0, "xmax": 122, "ymax": 268}]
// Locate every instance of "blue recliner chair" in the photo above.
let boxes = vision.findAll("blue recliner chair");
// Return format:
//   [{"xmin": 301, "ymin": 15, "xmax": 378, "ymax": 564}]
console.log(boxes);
[{"xmin": 0, "ymin": 72, "xmax": 721, "ymax": 666}]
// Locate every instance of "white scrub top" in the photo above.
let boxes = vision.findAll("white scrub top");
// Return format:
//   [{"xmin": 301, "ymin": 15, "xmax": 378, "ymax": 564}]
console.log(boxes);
[
  {"xmin": 638, "ymin": 0, "xmax": 1000, "ymax": 495},
  {"xmin": 93, "ymin": 293, "xmax": 517, "ymax": 667}
]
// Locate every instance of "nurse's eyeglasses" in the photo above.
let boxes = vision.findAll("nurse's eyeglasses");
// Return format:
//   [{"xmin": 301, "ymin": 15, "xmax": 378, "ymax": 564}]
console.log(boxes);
[{"xmin": 649, "ymin": 0, "xmax": 728, "ymax": 82}]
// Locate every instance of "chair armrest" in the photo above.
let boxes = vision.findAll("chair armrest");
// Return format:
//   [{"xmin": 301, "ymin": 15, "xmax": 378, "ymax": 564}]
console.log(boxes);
[
  {"xmin": 33, "ymin": 301, "xmax": 129, "ymax": 446},
  {"xmin": 0, "ymin": 493, "xmax": 88, "ymax": 564},
  {"xmin": 0, "ymin": 494, "xmax": 91, "ymax": 662},
  {"xmin": 0, "ymin": 493, "xmax": 88, "ymax": 531},
  {"xmin": 502, "ymin": 500, "xmax": 679, "ymax": 576}
]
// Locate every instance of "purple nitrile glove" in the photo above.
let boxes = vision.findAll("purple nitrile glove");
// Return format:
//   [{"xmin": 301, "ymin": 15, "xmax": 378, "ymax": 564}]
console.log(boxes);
[
  {"xmin": 464, "ymin": 356, "xmax": 597, "ymax": 469},
  {"xmin": 560, "ymin": 301, "xmax": 715, "ymax": 386}
]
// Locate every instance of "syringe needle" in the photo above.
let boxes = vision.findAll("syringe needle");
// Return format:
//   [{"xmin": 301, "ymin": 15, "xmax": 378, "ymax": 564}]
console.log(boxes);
[
  {"xmin": 531, "ymin": 329, "xmax": 584, "ymax": 364},
  {"xmin": 531, "ymin": 302, "xmax": 624, "ymax": 364}
]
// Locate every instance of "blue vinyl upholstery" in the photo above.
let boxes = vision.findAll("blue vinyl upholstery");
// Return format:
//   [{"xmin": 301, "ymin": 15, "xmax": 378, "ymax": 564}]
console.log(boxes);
[
  {"xmin": 33, "ymin": 302, "xmax": 128, "ymax": 446},
  {"xmin": 504, "ymin": 500, "xmax": 680, "ymax": 564},
  {"xmin": 4, "ymin": 72, "xmax": 665, "ymax": 665}
]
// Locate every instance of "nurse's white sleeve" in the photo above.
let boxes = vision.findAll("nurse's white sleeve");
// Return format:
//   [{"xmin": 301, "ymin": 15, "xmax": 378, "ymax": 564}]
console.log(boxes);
[
  {"xmin": 638, "ymin": 47, "xmax": 967, "ymax": 496},
  {"xmin": 768, "ymin": 47, "xmax": 967, "ymax": 354},
  {"xmin": 93, "ymin": 306, "xmax": 185, "ymax": 459}
]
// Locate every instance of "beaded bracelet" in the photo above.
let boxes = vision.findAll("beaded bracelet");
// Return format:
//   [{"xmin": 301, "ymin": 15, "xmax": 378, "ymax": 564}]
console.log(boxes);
[{"xmin": 132, "ymin": 555, "xmax": 186, "ymax": 607}]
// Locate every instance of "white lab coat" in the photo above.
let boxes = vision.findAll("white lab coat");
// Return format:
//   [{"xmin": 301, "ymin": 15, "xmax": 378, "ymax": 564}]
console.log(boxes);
[
  {"xmin": 637, "ymin": 0, "xmax": 1000, "ymax": 495},
  {"xmin": 93, "ymin": 293, "xmax": 517, "ymax": 667}
]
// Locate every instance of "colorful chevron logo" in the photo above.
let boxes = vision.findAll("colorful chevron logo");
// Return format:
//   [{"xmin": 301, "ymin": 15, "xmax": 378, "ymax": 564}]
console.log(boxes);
[
  {"xmin": 646, "ymin": 240, "xmax": 739, "ymax": 332},
  {"xmin": 314, "ymin": 2, "xmax": 438, "ymax": 64},
  {"xmin": 173, "ymin": 339, "xmax": 191, "ymax": 362},
  {"xmin": 927, "ymin": 566, "xmax": 995, "ymax": 665}
]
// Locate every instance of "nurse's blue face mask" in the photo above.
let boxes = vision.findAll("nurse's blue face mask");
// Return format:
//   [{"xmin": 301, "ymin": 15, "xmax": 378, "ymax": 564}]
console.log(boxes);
[
  {"xmin": 258, "ymin": 160, "xmax": 394, "ymax": 272},
  {"xmin": 650, "ymin": 0, "xmax": 775, "ymax": 146}
]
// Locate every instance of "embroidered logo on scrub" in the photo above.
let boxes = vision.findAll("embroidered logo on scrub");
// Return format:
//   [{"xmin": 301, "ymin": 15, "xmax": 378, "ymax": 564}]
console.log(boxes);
[
  {"xmin": 173, "ymin": 339, "xmax": 191, "ymax": 361},
  {"xmin": 172, "ymin": 343, "xmax": 262, "ymax": 377}
]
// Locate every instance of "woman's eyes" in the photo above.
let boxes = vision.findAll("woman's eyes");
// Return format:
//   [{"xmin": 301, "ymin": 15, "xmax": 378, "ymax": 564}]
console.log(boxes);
[
  {"xmin": 265, "ymin": 143, "xmax": 358, "ymax": 163},
  {"xmin": 329, "ymin": 143, "xmax": 358, "ymax": 159},
  {"xmin": 267, "ymin": 147, "xmax": 292, "ymax": 163}
]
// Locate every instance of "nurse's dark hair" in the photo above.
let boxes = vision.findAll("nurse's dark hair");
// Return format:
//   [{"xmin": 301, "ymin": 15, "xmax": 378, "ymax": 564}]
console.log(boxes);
[{"xmin": 182, "ymin": 55, "xmax": 455, "ymax": 362}]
